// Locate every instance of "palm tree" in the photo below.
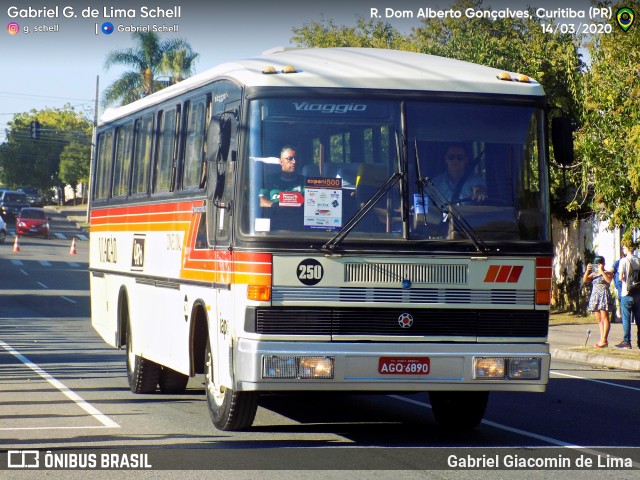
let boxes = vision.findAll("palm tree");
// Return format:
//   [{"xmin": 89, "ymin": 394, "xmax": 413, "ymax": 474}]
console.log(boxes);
[
  {"xmin": 103, "ymin": 32, "xmax": 199, "ymax": 106},
  {"xmin": 159, "ymin": 39, "xmax": 199, "ymax": 85}
]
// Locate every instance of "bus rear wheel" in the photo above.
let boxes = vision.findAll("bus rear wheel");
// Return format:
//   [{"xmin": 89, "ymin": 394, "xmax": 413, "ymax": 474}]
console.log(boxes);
[
  {"xmin": 428, "ymin": 391, "xmax": 489, "ymax": 431},
  {"xmin": 126, "ymin": 322, "xmax": 160, "ymax": 394},
  {"xmin": 159, "ymin": 366, "xmax": 189, "ymax": 394},
  {"xmin": 205, "ymin": 341, "xmax": 258, "ymax": 431}
]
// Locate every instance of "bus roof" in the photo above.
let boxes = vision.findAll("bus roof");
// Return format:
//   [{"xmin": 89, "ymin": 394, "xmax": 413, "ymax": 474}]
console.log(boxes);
[{"xmin": 100, "ymin": 47, "xmax": 544, "ymax": 125}]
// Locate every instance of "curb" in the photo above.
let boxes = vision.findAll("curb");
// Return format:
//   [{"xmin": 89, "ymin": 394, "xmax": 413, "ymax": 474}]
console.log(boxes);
[{"xmin": 551, "ymin": 348, "xmax": 640, "ymax": 371}]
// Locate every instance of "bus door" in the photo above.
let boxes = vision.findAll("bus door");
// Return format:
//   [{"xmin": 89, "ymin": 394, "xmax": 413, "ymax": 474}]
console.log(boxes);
[{"xmin": 206, "ymin": 94, "xmax": 240, "ymax": 388}]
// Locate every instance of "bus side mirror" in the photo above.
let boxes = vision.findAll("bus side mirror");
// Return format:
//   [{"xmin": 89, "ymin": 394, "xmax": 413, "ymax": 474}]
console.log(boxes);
[
  {"xmin": 551, "ymin": 116, "xmax": 574, "ymax": 166},
  {"xmin": 206, "ymin": 115, "xmax": 232, "ymax": 164}
]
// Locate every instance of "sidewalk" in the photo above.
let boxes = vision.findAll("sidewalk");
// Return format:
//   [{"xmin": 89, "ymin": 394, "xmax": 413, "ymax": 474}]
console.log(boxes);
[{"xmin": 549, "ymin": 321, "xmax": 640, "ymax": 370}]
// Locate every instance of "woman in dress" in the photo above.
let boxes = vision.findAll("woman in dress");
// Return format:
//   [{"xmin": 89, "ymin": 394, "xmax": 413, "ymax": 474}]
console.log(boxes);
[{"xmin": 583, "ymin": 256, "xmax": 614, "ymax": 348}]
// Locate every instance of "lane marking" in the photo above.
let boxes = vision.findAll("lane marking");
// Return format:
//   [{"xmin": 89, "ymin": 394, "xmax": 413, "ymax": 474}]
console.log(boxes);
[
  {"xmin": 11, "ymin": 260, "xmax": 24, "ymax": 266},
  {"xmin": 60, "ymin": 296, "xmax": 77, "ymax": 304},
  {"xmin": 37, "ymin": 282, "xmax": 48, "ymax": 289},
  {"xmin": 0, "ymin": 425, "xmax": 114, "ymax": 431},
  {"xmin": 389, "ymin": 394, "xmax": 640, "ymax": 467},
  {"xmin": 0, "ymin": 339, "xmax": 120, "ymax": 429},
  {"xmin": 20, "ymin": 269, "xmax": 28, "ymax": 276},
  {"xmin": 551, "ymin": 370, "xmax": 640, "ymax": 392},
  {"xmin": 38, "ymin": 260, "xmax": 52, "ymax": 267}
]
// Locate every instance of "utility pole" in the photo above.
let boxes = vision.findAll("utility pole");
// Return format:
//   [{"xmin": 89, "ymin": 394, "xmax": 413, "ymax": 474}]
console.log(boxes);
[{"xmin": 86, "ymin": 75, "xmax": 99, "ymax": 223}]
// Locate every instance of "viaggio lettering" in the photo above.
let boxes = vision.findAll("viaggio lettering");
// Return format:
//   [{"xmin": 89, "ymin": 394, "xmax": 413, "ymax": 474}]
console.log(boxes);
[{"xmin": 293, "ymin": 102, "xmax": 367, "ymax": 114}]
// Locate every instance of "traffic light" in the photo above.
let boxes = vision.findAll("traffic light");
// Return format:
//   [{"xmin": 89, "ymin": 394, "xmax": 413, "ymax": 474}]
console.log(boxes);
[{"xmin": 30, "ymin": 120, "xmax": 40, "ymax": 140}]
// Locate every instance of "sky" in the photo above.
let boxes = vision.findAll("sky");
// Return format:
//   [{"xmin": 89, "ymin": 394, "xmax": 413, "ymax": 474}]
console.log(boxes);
[{"xmin": 0, "ymin": 0, "xmax": 603, "ymax": 142}]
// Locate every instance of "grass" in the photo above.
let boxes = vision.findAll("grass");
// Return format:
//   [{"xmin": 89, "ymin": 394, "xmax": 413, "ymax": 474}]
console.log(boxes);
[
  {"xmin": 567, "ymin": 345, "xmax": 640, "ymax": 360},
  {"xmin": 551, "ymin": 310, "xmax": 640, "ymax": 360},
  {"xmin": 550, "ymin": 310, "xmax": 593, "ymax": 326}
]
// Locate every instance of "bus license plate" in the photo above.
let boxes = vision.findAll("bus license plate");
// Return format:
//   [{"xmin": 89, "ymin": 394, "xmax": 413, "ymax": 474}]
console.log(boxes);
[{"xmin": 378, "ymin": 357, "xmax": 430, "ymax": 375}]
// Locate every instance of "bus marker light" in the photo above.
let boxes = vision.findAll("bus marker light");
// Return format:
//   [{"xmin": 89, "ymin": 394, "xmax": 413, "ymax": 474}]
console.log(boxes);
[
  {"xmin": 262, "ymin": 66, "xmax": 278, "ymax": 74},
  {"xmin": 281, "ymin": 65, "xmax": 297, "ymax": 73},
  {"xmin": 497, "ymin": 72, "xmax": 512, "ymax": 81},
  {"xmin": 247, "ymin": 285, "xmax": 271, "ymax": 301}
]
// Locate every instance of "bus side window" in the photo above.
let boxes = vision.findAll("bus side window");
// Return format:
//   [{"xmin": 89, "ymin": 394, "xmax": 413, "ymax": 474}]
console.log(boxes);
[
  {"xmin": 94, "ymin": 130, "xmax": 114, "ymax": 200},
  {"xmin": 195, "ymin": 213, "xmax": 207, "ymax": 249},
  {"xmin": 153, "ymin": 108, "xmax": 179, "ymax": 193},
  {"xmin": 182, "ymin": 98, "xmax": 207, "ymax": 190},
  {"xmin": 112, "ymin": 123, "xmax": 133, "ymax": 198},
  {"xmin": 131, "ymin": 114, "xmax": 153, "ymax": 195}
]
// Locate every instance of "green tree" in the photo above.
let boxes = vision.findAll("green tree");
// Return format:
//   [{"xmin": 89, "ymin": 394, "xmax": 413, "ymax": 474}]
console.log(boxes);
[
  {"xmin": 292, "ymin": 16, "xmax": 411, "ymax": 50},
  {"xmin": 0, "ymin": 106, "xmax": 92, "ymax": 199},
  {"xmin": 159, "ymin": 39, "xmax": 199, "ymax": 84},
  {"xmin": 59, "ymin": 141, "xmax": 91, "ymax": 204},
  {"xmin": 573, "ymin": 0, "xmax": 640, "ymax": 230},
  {"xmin": 103, "ymin": 32, "xmax": 199, "ymax": 106}
]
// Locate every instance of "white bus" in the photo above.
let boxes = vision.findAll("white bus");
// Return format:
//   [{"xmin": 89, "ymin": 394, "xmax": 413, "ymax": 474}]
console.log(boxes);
[{"xmin": 90, "ymin": 47, "xmax": 569, "ymax": 432}]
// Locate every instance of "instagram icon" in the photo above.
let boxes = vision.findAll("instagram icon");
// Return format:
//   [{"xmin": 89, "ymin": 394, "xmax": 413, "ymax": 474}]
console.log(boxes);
[{"xmin": 7, "ymin": 22, "xmax": 20, "ymax": 35}]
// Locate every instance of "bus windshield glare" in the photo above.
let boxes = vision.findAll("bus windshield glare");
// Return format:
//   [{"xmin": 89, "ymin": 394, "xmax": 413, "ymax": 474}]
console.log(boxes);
[{"xmin": 241, "ymin": 97, "xmax": 549, "ymax": 246}]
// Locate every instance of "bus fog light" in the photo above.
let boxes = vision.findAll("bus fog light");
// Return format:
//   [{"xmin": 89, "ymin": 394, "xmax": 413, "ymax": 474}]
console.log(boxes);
[
  {"xmin": 474, "ymin": 357, "xmax": 505, "ymax": 379},
  {"xmin": 262, "ymin": 356, "xmax": 334, "ymax": 379},
  {"xmin": 508, "ymin": 358, "xmax": 541, "ymax": 380}
]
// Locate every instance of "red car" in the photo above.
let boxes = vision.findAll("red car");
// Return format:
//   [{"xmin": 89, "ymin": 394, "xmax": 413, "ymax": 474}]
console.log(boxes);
[{"xmin": 16, "ymin": 207, "xmax": 50, "ymax": 238}]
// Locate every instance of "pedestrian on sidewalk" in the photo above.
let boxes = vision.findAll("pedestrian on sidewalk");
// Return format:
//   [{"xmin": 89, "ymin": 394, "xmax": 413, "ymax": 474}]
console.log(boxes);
[
  {"xmin": 583, "ymin": 255, "xmax": 614, "ymax": 348},
  {"xmin": 612, "ymin": 253, "xmax": 624, "ymax": 322},
  {"xmin": 616, "ymin": 238, "xmax": 640, "ymax": 349}
]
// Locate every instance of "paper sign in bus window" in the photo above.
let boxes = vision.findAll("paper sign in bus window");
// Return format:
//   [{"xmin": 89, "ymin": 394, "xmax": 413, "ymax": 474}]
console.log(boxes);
[{"xmin": 304, "ymin": 177, "xmax": 343, "ymax": 230}]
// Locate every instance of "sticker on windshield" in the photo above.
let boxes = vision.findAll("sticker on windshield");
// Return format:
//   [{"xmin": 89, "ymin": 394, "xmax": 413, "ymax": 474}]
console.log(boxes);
[
  {"xmin": 304, "ymin": 177, "xmax": 342, "ymax": 230},
  {"xmin": 413, "ymin": 193, "xmax": 428, "ymax": 214}
]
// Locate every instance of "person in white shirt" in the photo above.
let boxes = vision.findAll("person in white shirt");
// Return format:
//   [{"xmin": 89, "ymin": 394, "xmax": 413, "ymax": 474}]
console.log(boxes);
[{"xmin": 616, "ymin": 241, "xmax": 640, "ymax": 349}]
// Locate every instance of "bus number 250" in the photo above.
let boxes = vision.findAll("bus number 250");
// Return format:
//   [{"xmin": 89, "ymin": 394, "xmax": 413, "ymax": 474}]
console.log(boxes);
[{"xmin": 296, "ymin": 259, "xmax": 324, "ymax": 286}]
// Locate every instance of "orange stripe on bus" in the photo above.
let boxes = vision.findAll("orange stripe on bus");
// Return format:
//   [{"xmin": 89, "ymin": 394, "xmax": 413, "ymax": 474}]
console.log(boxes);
[
  {"xmin": 495, "ymin": 266, "xmax": 512, "ymax": 283},
  {"xmin": 507, "ymin": 265, "xmax": 523, "ymax": 283},
  {"xmin": 484, "ymin": 265, "xmax": 500, "ymax": 282}
]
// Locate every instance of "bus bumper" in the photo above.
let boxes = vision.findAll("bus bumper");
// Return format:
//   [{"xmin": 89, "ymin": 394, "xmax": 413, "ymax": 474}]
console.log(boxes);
[{"xmin": 233, "ymin": 339, "xmax": 550, "ymax": 393}]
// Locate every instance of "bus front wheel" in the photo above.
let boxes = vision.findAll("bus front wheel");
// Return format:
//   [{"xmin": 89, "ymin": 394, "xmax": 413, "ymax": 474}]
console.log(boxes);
[
  {"xmin": 126, "ymin": 322, "xmax": 160, "ymax": 394},
  {"xmin": 205, "ymin": 341, "xmax": 258, "ymax": 431},
  {"xmin": 428, "ymin": 391, "xmax": 489, "ymax": 431}
]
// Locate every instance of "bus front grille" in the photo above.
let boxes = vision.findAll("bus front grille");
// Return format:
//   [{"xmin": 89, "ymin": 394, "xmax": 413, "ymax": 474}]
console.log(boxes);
[{"xmin": 252, "ymin": 307, "xmax": 548, "ymax": 338}]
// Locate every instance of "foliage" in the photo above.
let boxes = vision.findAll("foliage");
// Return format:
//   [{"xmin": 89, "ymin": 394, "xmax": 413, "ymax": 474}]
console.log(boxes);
[
  {"xmin": 59, "ymin": 141, "xmax": 91, "ymax": 200},
  {"xmin": 0, "ymin": 106, "xmax": 92, "ymax": 195},
  {"xmin": 573, "ymin": 0, "xmax": 640, "ymax": 230},
  {"xmin": 103, "ymin": 32, "xmax": 199, "ymax": 106},
  {"xmin": 292, "ymin": 16, "xmax": 411, "ymax": 50}
]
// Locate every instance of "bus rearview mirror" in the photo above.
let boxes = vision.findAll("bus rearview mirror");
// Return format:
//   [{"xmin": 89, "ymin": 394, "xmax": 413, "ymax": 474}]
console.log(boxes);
[{"xmin": 551, "ymin": 116, "xmax": 574, "ymax": 166}]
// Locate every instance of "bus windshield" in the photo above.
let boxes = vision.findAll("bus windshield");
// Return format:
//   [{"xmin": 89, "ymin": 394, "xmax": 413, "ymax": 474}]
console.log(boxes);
[{"xmin": 240, "ymin": 97, "xmax": 549, "ymax": 247}]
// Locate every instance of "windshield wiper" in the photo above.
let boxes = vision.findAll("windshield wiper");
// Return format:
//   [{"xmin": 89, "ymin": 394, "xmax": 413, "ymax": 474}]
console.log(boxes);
[
  {"xmin": 322, "ymin": 171, "xmax": 402, "ymax": 252},
  {"xmin": 323, "ymin": 131, "xmax": 406, "ymax": 252},
  {"xmin": 414, "ymin": 142, "xmax": 487, "ymax": 253}
]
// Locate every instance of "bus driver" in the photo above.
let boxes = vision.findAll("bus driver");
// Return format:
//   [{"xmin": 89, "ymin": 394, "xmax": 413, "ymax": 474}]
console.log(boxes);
[{"xmin": 259, "ymin": 146, "xmax": 305, "ymax": 207}]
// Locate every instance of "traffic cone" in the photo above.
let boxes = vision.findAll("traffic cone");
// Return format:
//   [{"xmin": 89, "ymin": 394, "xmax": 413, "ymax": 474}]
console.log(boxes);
[
  {"xmin": 13, "ymin": 235, "xmax": 20, "ymax": 252},
  {"xmin": 69, "ymin": 237, "xmax": 77, "ymax": 255}
]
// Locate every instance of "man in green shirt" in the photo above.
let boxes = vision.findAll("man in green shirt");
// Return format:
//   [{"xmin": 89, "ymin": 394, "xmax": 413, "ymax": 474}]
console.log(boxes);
[{"xmin": 259, "ymin": 146, "xmax": 305, "ymax": 207}]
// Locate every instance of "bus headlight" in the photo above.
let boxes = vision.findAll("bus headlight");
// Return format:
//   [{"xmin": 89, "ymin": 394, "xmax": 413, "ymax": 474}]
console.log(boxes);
[
  {"xmin": 262, "ymin": 356, "xmax": 334, "ymax": 379},
  {"xmin": 474, "ymin": 357, "xmax": 541, "ymax": 380}
]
